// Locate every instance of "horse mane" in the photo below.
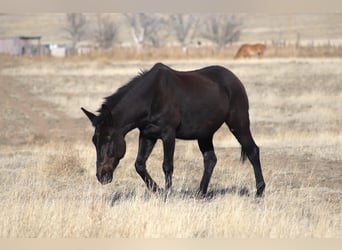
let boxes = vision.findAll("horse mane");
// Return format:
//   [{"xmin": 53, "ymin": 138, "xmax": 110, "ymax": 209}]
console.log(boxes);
[{"xmin": 98, "ymin": 69, "xmax": 149, "ymax": 113}]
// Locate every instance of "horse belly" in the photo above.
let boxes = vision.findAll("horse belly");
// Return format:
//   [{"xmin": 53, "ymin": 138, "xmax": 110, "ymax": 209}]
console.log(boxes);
[
  {"xmin": 175, "ymin": 100, "xmax": 228, "ymax": 139},
  {"xmin": 172, "ymin": 77, "xmax": 230, "ymax": 139},
  {"xmin": 176, "ymin": 122, "xmax": 224, "ymax": 139}
]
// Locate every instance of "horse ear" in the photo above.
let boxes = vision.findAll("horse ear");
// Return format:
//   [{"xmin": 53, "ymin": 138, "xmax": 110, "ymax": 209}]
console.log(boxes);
[{"xmin": 81, "ymin": 107, "xmax": 96, "ymax": 124}]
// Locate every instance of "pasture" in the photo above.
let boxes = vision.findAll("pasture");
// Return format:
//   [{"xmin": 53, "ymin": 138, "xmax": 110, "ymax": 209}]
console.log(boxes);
[{"xmin": 0, "ymin": 57, "xmax": 341, "ymax": 237}]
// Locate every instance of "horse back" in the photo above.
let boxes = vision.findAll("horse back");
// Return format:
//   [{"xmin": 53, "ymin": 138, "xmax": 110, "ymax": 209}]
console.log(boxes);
[
  {"xmin": 153, "ymin": 64, "xmax": 248, "ymax": 109},
  {"xmin": 149, "ymin": 64, "xmax": 249, "ymax": 139}
]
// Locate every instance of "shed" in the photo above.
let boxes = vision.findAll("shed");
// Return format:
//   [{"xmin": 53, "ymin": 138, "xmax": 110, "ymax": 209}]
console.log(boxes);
[{"xmin": 0, "ymin": 36, "xmax": 42, "ymax": 56}]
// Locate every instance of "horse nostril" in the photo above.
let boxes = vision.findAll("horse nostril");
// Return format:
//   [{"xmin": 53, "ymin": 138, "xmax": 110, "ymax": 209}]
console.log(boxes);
[{"xmin": 96, "ymin": 171, "xmax": 113, "ymax": 185}]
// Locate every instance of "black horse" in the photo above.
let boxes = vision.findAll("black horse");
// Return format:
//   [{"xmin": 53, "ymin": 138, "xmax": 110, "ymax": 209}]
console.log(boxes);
[{"xmin": 81, "ymin": 63, "xmax": 265, "ymax": 197}]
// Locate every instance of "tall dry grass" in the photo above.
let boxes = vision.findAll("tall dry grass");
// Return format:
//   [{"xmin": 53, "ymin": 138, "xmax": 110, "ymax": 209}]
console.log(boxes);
[
  {"xmin": 1, "ymin": 44, "xmax": 342, "ymax": 66},
  {"xmin": 68, "ymin": 45, "xmax": 342, "ymax": 60},
  {"xmin": 0, "ymin": 139, "xmax": 340, "ymax": 238}
]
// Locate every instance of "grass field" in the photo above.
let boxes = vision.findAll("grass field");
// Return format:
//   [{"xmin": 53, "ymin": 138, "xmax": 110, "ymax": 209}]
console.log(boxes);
[{"xmin": 0, "ymin": 57, "xmax": 341, "ymax": 237}]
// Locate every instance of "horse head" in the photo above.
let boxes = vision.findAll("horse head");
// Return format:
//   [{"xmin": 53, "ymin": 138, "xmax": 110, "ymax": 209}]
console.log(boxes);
[{"xmin": 81, "ymin": 105, "xmax": 126, "ymax": 185}]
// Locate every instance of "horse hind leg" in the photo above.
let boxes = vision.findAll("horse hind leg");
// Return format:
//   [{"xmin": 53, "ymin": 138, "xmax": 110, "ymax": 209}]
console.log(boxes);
[
  {"xmin": 225, "ymin": 113, "xmax": 266, "ymax": 197},
  {"xmin": 197, "ymin": 137, "xmax": 217, "ymax": 196}
]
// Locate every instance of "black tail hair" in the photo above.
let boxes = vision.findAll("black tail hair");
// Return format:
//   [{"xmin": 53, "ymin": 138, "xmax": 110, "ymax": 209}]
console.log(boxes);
[{"xmin": 240, "ymin": 147, "xmax": 248, "ymax": 163}]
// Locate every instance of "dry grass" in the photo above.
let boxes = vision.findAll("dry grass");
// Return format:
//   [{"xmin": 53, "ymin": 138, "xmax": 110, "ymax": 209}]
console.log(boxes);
[
  {"xmin": 0, "ymin": 140, "xmax": 340, "ymax": 238},
  {"xmin": 0, "ymin": 57, "xmax": 341, "ymax": 238},
  {"xmin": 2, "ymin": 44, "xmax": 342, "ymax": 66}
]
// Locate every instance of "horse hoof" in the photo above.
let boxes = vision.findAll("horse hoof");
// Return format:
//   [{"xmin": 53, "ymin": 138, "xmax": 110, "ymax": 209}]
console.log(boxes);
[{"xmin": 255, "ymin": 183, "xmax": 265, "ymax": 198}]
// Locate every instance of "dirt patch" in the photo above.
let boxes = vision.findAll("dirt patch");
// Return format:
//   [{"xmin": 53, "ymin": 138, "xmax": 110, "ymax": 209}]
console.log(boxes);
[{"xmin": 0, "ymin": 74, "xmax": 86, "ymax": 146}]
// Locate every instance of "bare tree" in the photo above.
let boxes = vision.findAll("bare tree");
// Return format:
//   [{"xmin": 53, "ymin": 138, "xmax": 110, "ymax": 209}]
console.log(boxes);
[
  {"xmin": 143, "ymin": 14, "xmax": 168, "ymax": 48},
  {"xmin": 125, "ymin": 13, "xmax": 144, "ymax": 49},
  {"xmin": 95, "ymin": 14, "xmax": 119, "ymax": 49},
  {"xmin": 64, "ymin": 13, "xmax": 87, "ymax": 53},
  {"xmin": 200, "ymin": 14, "xmax": 242, "ymax": 49},
  {"xmin": 125, "ymin": 13, "xmax": 168, "ymax": 48},
  {"xmin": 169, "ymin": 14, "xmax": 199, "ymax": 52}
]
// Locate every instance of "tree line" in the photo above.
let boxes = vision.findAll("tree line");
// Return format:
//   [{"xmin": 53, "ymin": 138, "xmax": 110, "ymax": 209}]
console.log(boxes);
[{"xmin": 64, "ymin": 13, "xmax": 242, "ymax": 53}]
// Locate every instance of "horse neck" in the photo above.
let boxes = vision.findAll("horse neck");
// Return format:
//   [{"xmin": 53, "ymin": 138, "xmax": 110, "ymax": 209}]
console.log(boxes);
[{"xmin": 111, "ymin": 87, "xmax": 151, "ymax": 135}]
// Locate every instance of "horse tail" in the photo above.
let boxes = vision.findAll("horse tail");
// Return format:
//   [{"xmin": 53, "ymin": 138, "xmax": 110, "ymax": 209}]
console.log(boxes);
[{"xmin": 219, "ymin": 66, "xmax": 250, "ymax": 164}]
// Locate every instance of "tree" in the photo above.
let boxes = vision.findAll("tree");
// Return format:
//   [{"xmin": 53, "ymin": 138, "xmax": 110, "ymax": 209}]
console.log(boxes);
[
  {"xmin": 169, "ymin": 14, "xmax": 199, "ymax": 52},
  {"xmin": 200, "ymin": 14, "xmax": 242, "ymax": 49},
  {"xmin": 95, "ymin": 14, "xmax": 119, "ymax": 49},
  {"xmin": 125, "ymin": 13, "xmax": 168, "ymax": 48},
  {"xmin": 64, "ymin": 13, "xmax": 87, "ymax": 53},
  {"xmin": 125, "ymin": 13, "xmax": 144, "ymax": 49},
  {"xmin": 143, "ymin": 13, "xmax": 168, "ymax": 48}
]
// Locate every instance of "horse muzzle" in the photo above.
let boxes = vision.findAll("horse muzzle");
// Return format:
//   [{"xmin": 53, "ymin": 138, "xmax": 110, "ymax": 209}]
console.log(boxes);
[
  {"xmin": 96, "ymin": 171, "xmax": 113, "ymax": 185},
  {"xmin": 96, "ymin": 158, "xmax": 120, "ymax": 185}
]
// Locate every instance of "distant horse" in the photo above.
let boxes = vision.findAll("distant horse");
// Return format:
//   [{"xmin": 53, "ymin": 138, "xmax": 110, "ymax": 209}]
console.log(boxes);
[
  {"xmin": 234, "ymin": 43, "xmax": 266, "ymax": 59},
  {"xmin": 81, "ymin": 63, "xmax": 265, "ymax": 197}
]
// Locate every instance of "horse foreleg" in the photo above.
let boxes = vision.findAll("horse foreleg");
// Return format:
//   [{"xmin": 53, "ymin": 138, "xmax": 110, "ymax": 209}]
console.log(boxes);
[
  {"xmin": 161, "ymin": 129, "xmax": 176, "ymax": 197},
  {"xmin": 135, "ymin": 135, "xmax": 160, "ymax": 192}
]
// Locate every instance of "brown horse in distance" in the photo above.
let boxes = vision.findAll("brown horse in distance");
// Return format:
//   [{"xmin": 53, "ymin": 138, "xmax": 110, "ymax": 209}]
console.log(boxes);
[{"xmin": 234, "ymin": 43, "xmax": 266, "ymax": 59}]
